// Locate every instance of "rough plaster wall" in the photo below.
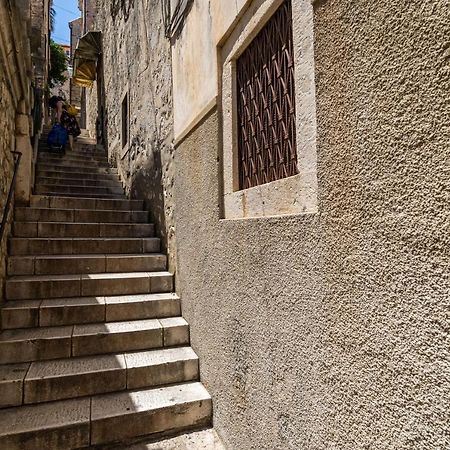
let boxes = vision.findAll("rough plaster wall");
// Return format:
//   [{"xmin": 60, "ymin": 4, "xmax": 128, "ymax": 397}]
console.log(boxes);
[
  {"xmin": 174, "ymin": 1, "xmax": 450, "ymax": 449},
  {"xmin": 94, "ymin": 0, "xmax": 176, "ymax": 269}
]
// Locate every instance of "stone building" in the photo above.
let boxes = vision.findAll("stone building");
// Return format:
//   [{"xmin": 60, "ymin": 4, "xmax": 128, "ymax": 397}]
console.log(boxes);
[
  {"xmin": 81, "ymin": 0, "xmax": 176, "ymax": 269},
  {"xmin": 69, "ymin": 17, "xmax": 83, "ymax": 120},
  {"xmin": 0, "ymin": 0, "xmax": 441, "ymax": 447},
  {"xmin": 50, "ymin": 44, "xmax": 71, "ymax": 102},
  {"xmin": 0, "ymin": 0, "xmax": 50, "ymax": 304}
]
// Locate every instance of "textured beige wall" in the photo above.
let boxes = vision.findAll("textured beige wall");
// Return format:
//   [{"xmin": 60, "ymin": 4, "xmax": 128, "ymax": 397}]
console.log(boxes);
[
  {"xmin": 172, "ymin": 0, "xmax": 253, "ymax": 139},
  {"xmin": 173, "ymin": 1, "xmax": 450, "ymax": 448}
]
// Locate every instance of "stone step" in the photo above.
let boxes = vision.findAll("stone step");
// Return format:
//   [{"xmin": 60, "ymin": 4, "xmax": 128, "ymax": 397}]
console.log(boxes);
[
  {"xmin": 39, "ymin": 145, "xmax": 106, "ymax": 157},
  {"xmin": 31, "ymin": 195, "xmax": 144, "ymax": 211},
  {"xmin": 37, "ymin": 157, "xmax": 111, "ymax": 169},
  {"xmin": 37, "ymin": 156, "xmax": 109, "ymax": 168},
  {"xmin": 0, "ymin": 317, "xmax": 187, "ymax": 363},
  {"xmin": 35, "ymin": 176, "xmax": 121, "ymax": 188},
  {"xmin": 35, "ymin": 184, "xmax": 124, "ymax": 196},
  {"xmin": 38, "ymin": 152, "xmax": 108, "ymax": 162},
  {"xmin": 37, "ymin": 169, "xmax": 119, "ymax": 182},
  {"xmin": 5, "ymin": 271, "xmax": 173, "ymax": 300},
  {"xmin": 8, "ymin": 253, "xmax": 167, "ymax": 276},
  {"xmin": 119, "ymin": 429, "xmax": 225, "ymax": 450},
  {"xmin": 36, "ymin": 160, "xmax": 111, "ymax": 171},
  {"xmin": 0, "ymin": 382, "xmax": 211, "ymax": 449},
  {"xmin": 35, "ymin": 191, "xmax": 126, "ymax": 199},
  {"xmin": 13, "ymin": 221, "xmax": 154, "ymax": 238},
  {"xmin": 9, "ymin": 237, "xmax": 160, "ymax": 255},
  {"xmin": 37, "ymin": 162, "xmax": 118, "ymax": 175},
  {"xmin": 15, "ymin": 207, "xmax": 148, "ymax": 224},
  {"xmin": 0, "ymin": 347, "xmax": 198, "ymax": 406},
  {"xmin": 1, "ymin": 293, "xmax": 180, "ymax": 328}
]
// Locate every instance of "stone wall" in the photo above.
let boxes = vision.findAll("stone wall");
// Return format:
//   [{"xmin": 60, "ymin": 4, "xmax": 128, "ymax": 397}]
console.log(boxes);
[
  {"xmin": 0, "ymin": 0, "xmax": 44, "ymax": 305},
  {"xmin": 0, "ymin": 59, "xmax": 15, "ymax": 306},
  {"xmin": 172, "ymin": 1, "xmax": 450, "ymax": 449},
  {"xmin": 30, "ymin": 0, "xmax": 50, "ymax": 89},
  {"xmin": 69, "ymin": 18, "xmax": 83, "ymax": 109},
  {"xmin": 91, "ymin": 0, "xmax": 176, "ymax": 270}
]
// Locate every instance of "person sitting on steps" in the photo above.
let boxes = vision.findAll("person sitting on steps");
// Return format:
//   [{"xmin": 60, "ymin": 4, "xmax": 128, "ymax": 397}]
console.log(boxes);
[{"xmin": 49, "ymin": 96, "xmax": 81, "ymax": 151}]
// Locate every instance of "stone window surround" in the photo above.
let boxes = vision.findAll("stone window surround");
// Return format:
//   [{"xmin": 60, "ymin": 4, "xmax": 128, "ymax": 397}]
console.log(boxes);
[{"xmin": 220, "ymin": 0, "xmax": 318, "ymax": 220}]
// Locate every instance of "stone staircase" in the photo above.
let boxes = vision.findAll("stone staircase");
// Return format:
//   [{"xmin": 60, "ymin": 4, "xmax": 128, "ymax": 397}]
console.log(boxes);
[{"xmin": 0, "ymin": 134, "xmax": 213, "ymax": 449}]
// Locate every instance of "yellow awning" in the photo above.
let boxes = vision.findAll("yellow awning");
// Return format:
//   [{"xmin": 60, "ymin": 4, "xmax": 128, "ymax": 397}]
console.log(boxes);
[{"xmin": 73, "ymin": 31, "xmax": 101, "ymax": 88}]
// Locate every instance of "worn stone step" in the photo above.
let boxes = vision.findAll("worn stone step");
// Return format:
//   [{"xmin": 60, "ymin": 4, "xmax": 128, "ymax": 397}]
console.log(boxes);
[
  {"xmin": 37, "ymin": 157, "xmax": 109, "ymax": 168},
  {"xmin": 91, "ymin": 382, "xmax": 211, "ymax": 446},
  {"xmin": 38, "ymin": 152, "xmax": 108, "ymax": 162},
  {"xmin": 37, "ymin": 169, "xmax": 119, "ymax": 182},
  {"xmin": 35, "ymin": 176, "xmax": 121, "ymax": 188},
  {"xmin": 19, "ymin": 347, "xmax": 199, "ymax": 405},
  {"xmin": 37, "ymin": 159, "xmax": 111, "ymax": 170},
  {"xmin": 34, "ymin": 191, "xmax": 125, "ymax": 199},
  {"xmin": 13, "ymin": 221, "xmax": 154, "ymax": 238},
  {"xmin": 15, "ymin": 207, "xmax": 148, "ymax": 224},
  {"xmin": 118, "ymin": 429, "xmax": 225, "ymax": 450},
  {"xmin": 8, "ymin": 253, "xmax": 167, "ymax": 276},
  {"xmin": 35, "ymin": 184, "xmax": 124, "ymax": 196},
  {"xmin": 0, "ymin": 317, "xmax": 187, "ymax": 363},
  {"xmin": 37, "ymin": 162, "xmax": 118, "ymax": 174},
  {"xmin": 0, "ymin": 363, "xmax": 30, "ymax": 408},
  {"xmin": 9, "ymin": 237, "xmax": 160, "ymax": 256},
  {"xmin": 1, "ymin": 293, "xmax": 180, "ymax": 328},
  {"xmin": 36, "ymin": 161, "xmax": 111, "ymax": 173},
  {"xmin": 5, "ymin": 271, "xmax": 173, "ymax": 300},
  {"xmin": 0, "ymin": 382, "xmax": 211, "ymax": 450},
  {"xmin": 31, "ymin": 195, "xmax": 144, "ymax": 211},
  {"xmin": 0, "ymin": 396, "xmax": 90, "ymax": 449}
]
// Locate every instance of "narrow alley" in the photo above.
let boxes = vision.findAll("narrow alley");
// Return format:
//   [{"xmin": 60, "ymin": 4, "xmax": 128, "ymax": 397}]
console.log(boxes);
[{"xmin": 0, "ymin": 0, "xmax": 449, "ymax": 449}]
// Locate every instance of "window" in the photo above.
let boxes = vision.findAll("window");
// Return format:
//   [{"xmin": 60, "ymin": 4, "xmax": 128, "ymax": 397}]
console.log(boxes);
[
  {"xmin": 220, "ymin": 0, "xmax": 318, "ymax": 219},
  {"xmin": 236, "ymin": 0, "xmax": 297, "ymax": 190},
  {"xmin": 121, "ymin": 93, "xmax": 128, "ymax": 149}
]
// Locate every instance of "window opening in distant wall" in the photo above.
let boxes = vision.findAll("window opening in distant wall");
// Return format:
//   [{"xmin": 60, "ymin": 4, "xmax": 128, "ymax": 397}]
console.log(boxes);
[
  {"xmin": 121, "ymin": 93, "xmax": 128, "ymax": 149},
  {"xmin": 236, "ymin": 0, "xmax": 297, "ymax": 190}
]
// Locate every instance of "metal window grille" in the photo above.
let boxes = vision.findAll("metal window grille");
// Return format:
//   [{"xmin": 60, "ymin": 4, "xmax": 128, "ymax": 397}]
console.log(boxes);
[{"xmin": 236, "ymin": 0, "xmax": 297, "ymax": 190}]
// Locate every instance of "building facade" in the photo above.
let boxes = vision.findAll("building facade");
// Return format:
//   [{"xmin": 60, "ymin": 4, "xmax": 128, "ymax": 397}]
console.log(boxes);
[
  {"xmin": 0, "ymin": 0, "xmax": 50, "ymax": 303},
  {"xmin": 83, "ymin": 1, "xmax": 450, "ymax": 449}
]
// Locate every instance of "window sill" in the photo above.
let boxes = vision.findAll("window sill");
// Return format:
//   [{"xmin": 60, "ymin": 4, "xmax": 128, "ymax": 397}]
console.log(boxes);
[{"xmin": 223, "ymin": 171, "xmax": 318, "ymax": 219}]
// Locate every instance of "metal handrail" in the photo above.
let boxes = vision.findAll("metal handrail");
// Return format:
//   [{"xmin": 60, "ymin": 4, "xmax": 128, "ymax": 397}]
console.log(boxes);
[{"xmin": 0, "ymin": 151, "xmax": 22, "ymax": 243}]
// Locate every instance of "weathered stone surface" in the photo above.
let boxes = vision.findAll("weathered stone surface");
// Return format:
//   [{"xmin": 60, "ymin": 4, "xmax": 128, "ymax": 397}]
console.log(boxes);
[
  {"xmin": 0, "ymin": 326, "xmax": 72, "ymax": 364},
  {"xmin": 24, "ymin": 354, "xmax": 126, "ymax": 403},
  {"xmin": 39, "ymin": 296, "xmax": 105, "ymax": 326},
  {"xmin": 0, "ymin": 397, "xmax": 90, "ymax": 450},
  {"xmin": 120, "ymin": 429, "xmax": 225, "ymax": 449},
  {"xmin": 90, "ymin": 382, "xmax": 212, "ymax": 445},
  {"xmin": 105, "ymin": 293, "xmax": 180, "ymax": 322},
  {"xmin": 160, "ymin": 317, "xmax": 190, "ymax": 347},
  {"xmin": 88, "ymin": 0, "xmax": 176, "ymax": 272},
  {"xmin": 72, "ymin": 319, "xmax": 163, "ymax": 356},
  {"xmin": 126, "ymin": 347, "xmax": 199, "ymax": 389},
  {"xmin": 0, "ymin": 363, "xmax": 29, "ymax": 408},
  {"xmin": 1, "ymin": 300, "xmax": 41, "ymax": 329}
]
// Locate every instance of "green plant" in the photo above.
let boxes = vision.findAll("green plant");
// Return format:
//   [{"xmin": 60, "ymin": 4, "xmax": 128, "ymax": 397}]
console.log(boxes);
[{"xmin": 49, "ymin": 40, "xmax": 68, "ymax": 88}]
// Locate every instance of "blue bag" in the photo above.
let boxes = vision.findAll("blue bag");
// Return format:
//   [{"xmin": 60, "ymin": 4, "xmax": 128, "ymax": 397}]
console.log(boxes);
[{"xmin": 47, "ymin": 123, "xmax": 68, "ymax": 151}]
